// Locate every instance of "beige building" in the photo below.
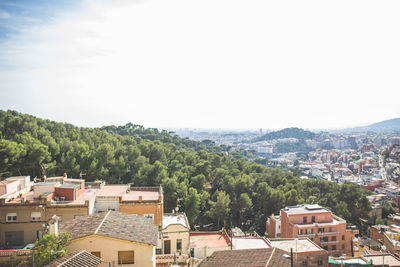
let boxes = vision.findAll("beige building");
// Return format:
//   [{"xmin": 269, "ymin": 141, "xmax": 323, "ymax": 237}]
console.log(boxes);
[
  {"xmin": 59, "ymin": 211, "xmax": 158, "ymax": 267},
  {"xmin": 161, "ymin": 213, "xmax": 190, "ymax": 255},
  {"xmin": 0, "ymin": 176, "xmax": 97, "ymax": 248}
]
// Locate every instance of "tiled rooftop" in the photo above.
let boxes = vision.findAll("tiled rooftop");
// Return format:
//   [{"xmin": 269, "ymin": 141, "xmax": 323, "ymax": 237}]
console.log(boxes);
[
  {"xmin": 59, "ymin": 211, "xmax": 158, "ymax": 246},
  {"xmin": 198, "ymin": 248, "xmax": 291, "ymax": 267},
  {"xmin": 45, "ymin": 250, "xmax": 103, "ymax": 267}
]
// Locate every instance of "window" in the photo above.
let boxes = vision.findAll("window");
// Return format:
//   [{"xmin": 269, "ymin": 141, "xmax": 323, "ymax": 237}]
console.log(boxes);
[
  {"xmin": 118, "ymin": 251, "xmax": 134, "ymax": 264},
  {"xmin": 91, "ymin": 252, "xmax": 101, "ymax": 258},
  {"xmin": 342, "ymin": 244, "xmax": 345, "ymax": 250},
  {"xmin": 177, "ymin": 239, "xmax": 182, "ymax": 251},
  {"xmin": 342, "ymin": 235, "xmax": 345, "ymax": 240},
  {"xmin": 323, "ymin": 246, "xmax": 328, "ymax": 250},
  {"xmin": 320, "ymin": 237, "xmax": 328, "ymax": 242},
  {"xmin": 318, "ymin": 228, "xmax": 324, "ymax": 233},
  {"xmin": 329, "ymin": 227, "xmax": 332, "ymax": 232},
  {"xmin": 331, "ymin": 236, "xmax": 336, "ymax": 241},
  {"xmin": 332, "ymin": 245, "xmax": 336, "ymax": 251},
  {"xmin": 312, "ymin": 216, "xmax": 315, "ymax": 223},
  {"xmin": 31, "ymin": 212, "xmax": 41, "ymax": 222},
  {"xmin": 302, "ymin": 260, "xmax": 308, "ymax": 266},
  {"xmin": 307, "ymin": 228, "xmax": 313, "ymax": 234},
  {"xmin": 318, "ymin": 260, "xmax": 323, "ymax": 266},
  {"xmin": 298, "ymin": 229, "xmax": 303, "ymax": 235},
  {"xmin": 303, "ymin": 216, "xmax": 307, "ymax": 224},
  {"xmin": 311, "ymin": 238, "xmax": 313, "ymax": 241},
  {"xmin": 6, "ymin": 213, "xmax": 17, "ymax": 222}
]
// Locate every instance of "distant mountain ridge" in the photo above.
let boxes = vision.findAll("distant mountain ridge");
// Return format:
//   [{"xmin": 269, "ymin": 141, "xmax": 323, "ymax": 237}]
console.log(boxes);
[
  {"xmin": 338, "ymin": 118, "xmax": 400, "ymax": 133},
  {"xmin": 253, "ymin": 127, "xmax": 316, "ymax": 142}
]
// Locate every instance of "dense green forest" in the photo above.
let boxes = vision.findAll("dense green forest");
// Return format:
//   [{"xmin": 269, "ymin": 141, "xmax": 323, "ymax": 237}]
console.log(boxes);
[
  {"xmin": 253, "ymin": 127, "xmax": 316, "ymax": 142},
  {"xmin": 0, "ymin": 110, "xmax": 371, "ymax": 234},
  {"xmin": 253, "ymin": 127, "xmax": 315, "ymax": 153}
]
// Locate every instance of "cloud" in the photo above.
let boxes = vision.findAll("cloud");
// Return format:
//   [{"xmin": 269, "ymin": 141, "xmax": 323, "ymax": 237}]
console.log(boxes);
[{"xmin": 0, "ymin": 9, "xmax": 11, "ymax": 19}]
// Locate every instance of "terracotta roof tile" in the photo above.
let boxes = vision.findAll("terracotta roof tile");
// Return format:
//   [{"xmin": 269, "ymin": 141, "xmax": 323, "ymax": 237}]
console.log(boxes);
[
  {"xmin": 59, "ymin": 211, "xmax": 158, "ymax": 246},
  {"xmin": 198, "ymin": 248, "xmax": 291, "ymax": 267},
  {"xmin": 45, "ymin": 250, "xmax": 103, "ymax": 267}
]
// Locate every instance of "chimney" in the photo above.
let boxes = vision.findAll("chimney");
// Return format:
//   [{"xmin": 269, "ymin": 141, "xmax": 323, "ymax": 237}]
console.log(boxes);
[{"xmin": 48, "ymin": 215, "xmax": 59, "ymax": 237}]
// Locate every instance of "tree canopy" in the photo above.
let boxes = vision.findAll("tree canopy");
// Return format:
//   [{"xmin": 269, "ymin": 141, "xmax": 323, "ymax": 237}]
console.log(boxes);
[{"xmin": 0, "ymin": 110, "xmax": 371, "ymax": 234}]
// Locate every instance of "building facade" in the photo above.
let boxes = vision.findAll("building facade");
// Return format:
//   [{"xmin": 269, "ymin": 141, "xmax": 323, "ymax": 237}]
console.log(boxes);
[{"xmin": 266, "ymin": 204, "xmax": 359, "ymax": 256}]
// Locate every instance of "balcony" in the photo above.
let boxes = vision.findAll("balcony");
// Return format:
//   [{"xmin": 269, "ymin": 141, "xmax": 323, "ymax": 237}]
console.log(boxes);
[
  {"xmin": 317, "ymin": 231, "xmax": 339, "ymax": 236},
  {"xmin": 297, "ymin": 233, "xmax": 315, "ymax": 237},
  {"xmin": 320, "ymin": 240, "xmax": 339, "ymax": 245}
]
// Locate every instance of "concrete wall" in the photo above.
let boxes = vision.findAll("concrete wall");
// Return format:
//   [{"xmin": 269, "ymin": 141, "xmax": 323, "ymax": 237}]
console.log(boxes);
[
  {"xmin": 95, "ymin": 197, "xmax": 120, "ymax": 212},
  {"xmin": 67, "ymin": 235, "xmax": 155, "ymax": 267},
  {"xmin": 193, "ymin": 246, "xmax": 231, "ymax": 259},
  {"xmin": 6, "ymin": 177, "xmax": 30, "ymax": 189},
  {"xmin": 45, "ymin": 206, "xmax": 88, "ymax": 221},
  {"xmin": 161, "ymin": 224, "xmax": 190, "ymax": 254},
  {"xmin": 33, "ymin": 184, "xmax": 57, "ymax": 198}
]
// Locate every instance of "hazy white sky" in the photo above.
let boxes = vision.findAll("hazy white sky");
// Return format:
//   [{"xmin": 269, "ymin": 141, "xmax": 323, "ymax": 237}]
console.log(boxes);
[{"xmin": 0, "ymin": 0, "xmax": 399, "ymax": 130}]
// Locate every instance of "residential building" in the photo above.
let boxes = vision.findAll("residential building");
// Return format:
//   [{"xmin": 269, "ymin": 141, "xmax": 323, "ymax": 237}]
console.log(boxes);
[
  {"xmin": 197, "ymin": 248, "xmax": 291, "ymax": 267},
  {"xmin": 45, "ymin": 250, "xmax": 103, "ymax": 267},
  {"xmin": 269, "ymin": 238, "xmax": 328, "ymax": 267},
  {"xmin": 189, "ymin": 231, "xmax": 231, "ymax": 259},
  {"xmin": 161, "ymin": 213, "xmax": 190, "ymax": 254},
  {"xmin": 266, "ymin": 204, "xmax": 359, "ymax": 256},
  {"xmin": 95, "ymin": 184, "xmax": 163, "ymax": 226},
  {"xmin": 58, "ymin": 211, "xmax": 158, "ymax": 267},
  {"xmin": 0, "ymin": 175, "xmax": 97, "ymax": 248}
]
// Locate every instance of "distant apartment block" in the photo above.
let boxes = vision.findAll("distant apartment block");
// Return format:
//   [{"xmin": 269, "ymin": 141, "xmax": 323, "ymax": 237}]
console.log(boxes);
[{"xmin": 266, "ymin": 204, "xmax": 359, "ymax": 256}]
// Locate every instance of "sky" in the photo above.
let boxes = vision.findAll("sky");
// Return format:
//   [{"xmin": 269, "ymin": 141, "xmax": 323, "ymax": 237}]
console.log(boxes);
[{"xmin": 0, "ymin": 0, "xmax": 399, "ymax": 130}]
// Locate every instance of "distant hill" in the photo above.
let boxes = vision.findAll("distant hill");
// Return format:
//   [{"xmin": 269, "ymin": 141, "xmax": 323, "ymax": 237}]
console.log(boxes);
[
  {"xmin": 253, "ymin": 127, "xmax": 316, "ymax": 142},
  {"xmin": 339, "ymin": 118, "xmax": 400, "ymax": 133}
]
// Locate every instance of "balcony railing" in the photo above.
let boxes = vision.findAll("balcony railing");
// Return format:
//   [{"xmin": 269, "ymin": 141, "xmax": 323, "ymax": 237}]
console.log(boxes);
[
  {"xmin": 317, "ymin": 231, "xmax": 339, "ymax": 236},
  {"xmin": 51, "ymin": 200, "xmax": 73, "ymax": 205},
  {"xmin": 320, "ymin": 240, "xmax": 339, "ymax": 245},
  {"xmin": 297, "ymin": 233, "xmax": 315, "ymax": 237}
]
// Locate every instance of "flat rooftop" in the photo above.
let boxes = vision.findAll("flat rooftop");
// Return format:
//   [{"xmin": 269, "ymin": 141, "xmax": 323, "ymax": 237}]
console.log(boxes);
[
  {"xmin": 97, "ymin": 185, "xmax": 129, "ymax": 197},
  {"xmin": 122, "ymin": 189, "xmax": 160, "ymax": 201},
  {"xmin": 232, "ymin": 237, "xmax": 271, "ymax": 250},
  {"xmin": 163, "ymin": 213, "xmax": 188, "ymax": 229},
  {"xmin": 283, "ymin": 204, "xmax": 330, "ymax": 215},
  {"xmin": 57, "ymin": 184, "xmax": 80, "ymax": 189},
  {"xmin": 190, "ymin": 232, "xmax": 230, "ymax": 248},
  {"xmin": 269, "ymin": 238, "xmax": 324, "ymax": 253},
  {"xmin": 363, "ymin": 254, "xmax": 400, "ymax": 266}
]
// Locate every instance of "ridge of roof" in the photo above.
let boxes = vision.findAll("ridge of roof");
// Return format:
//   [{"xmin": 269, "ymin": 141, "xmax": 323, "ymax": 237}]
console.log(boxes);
[{"xmin": 95, "ymin": 210, "xmax": 111, "ymax": 234}]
